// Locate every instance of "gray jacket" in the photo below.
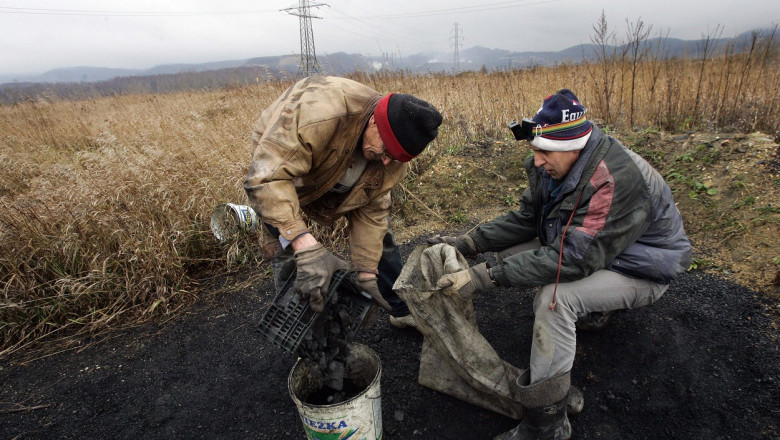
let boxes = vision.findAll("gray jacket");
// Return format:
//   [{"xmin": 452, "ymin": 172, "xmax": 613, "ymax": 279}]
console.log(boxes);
[{"xmin": 473, "ymin": 126, "xmax": 692, "ymax": 288}]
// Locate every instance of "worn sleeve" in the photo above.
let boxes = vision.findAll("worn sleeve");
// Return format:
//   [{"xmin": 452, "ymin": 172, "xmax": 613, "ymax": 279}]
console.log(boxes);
[{"xmin": 243, "ymin": 104, "xmax": 341, "ymax": 241}]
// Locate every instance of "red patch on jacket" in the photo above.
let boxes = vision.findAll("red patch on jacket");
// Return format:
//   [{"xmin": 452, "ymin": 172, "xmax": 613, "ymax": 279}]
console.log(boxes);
[{"xmin": 576, "ymin": 160, "xmax": 614, "ymax": 236}]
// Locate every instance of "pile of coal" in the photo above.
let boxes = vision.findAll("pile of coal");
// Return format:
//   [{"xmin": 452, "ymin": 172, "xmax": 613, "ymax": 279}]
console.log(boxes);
[{"xmin": 296, "ymin": 278, "xmax": 370, "ymax": 404}]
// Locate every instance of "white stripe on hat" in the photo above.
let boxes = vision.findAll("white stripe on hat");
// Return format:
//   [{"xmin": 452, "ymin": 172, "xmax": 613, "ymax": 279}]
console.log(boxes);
[{"xmin": 530, "ymin": 132, "xmax": 592, "ymax": 151}]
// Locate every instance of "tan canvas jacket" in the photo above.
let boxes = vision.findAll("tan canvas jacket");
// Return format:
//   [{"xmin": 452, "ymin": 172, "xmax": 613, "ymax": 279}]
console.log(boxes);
[{"xmin": 244, "ymin": 76, "xmax": 407, "ymax": 273}]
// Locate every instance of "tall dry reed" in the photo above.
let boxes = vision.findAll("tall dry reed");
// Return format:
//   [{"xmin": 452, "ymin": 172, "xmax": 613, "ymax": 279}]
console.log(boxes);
[{"xmin": 1, "ymin": 47, "xmax": 778, "ymax": 356}]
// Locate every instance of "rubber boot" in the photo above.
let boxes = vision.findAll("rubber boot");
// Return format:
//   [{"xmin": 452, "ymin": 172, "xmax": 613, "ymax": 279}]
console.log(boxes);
[{"xmin": 493, "ymin": 370, "xmax": 572, "ymax": 440}]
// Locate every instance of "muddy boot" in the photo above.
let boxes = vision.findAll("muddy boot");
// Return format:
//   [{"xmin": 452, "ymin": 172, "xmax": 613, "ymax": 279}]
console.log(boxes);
[
  {"xmin": 493, "ymin": 370, "xmax": 572, "ymax": 440},
  {"xmin": 575, "ymin": 310, "xmax": 615, "ymax": 331}
]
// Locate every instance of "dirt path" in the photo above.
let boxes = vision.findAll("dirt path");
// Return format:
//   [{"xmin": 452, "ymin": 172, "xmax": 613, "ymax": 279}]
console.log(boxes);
[{"xmin": 1, "ymin": 238, "xmax": 778, "ymax": 439}]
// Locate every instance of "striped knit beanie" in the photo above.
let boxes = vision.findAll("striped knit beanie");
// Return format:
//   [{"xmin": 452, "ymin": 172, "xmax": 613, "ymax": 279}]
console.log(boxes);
[{"xmin": 530, "ymin": 89, "xmax": 593, "ymax": 151}]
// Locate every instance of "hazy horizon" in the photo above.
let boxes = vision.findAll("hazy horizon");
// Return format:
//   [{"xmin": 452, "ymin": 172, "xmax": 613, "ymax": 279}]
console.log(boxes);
[{"xmin": 2, "ymin": 0, "xmax": 778, "ymax": 77}]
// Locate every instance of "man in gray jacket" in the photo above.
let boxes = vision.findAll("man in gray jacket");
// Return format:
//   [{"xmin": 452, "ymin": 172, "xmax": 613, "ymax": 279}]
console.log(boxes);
[{"xmin": 431, "ymin": 89, "xmax": 691, "ymax": 440}]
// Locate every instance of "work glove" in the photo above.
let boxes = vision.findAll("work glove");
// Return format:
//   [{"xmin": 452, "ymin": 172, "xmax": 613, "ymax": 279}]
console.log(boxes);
[
  {"xmin": 436, "ymin": 262, "xmax": 494, "ymax": 299},
  {"xmin": 426, "ymin": 234, "xmax": 479, "ymax": 258},
  {"xmin": 356, "ymin": 277, "xmax": 392, "ymax": 311},
  {"xmin": 357, "ymin": 277, "xmax": 392, "ymax": 331},
  {"xmin": 293, "ymin": 243, "xmax": 349, "ymax": 312}
]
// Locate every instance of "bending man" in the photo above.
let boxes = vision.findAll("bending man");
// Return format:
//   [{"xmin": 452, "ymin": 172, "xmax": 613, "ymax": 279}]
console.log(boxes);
[{"xmin": 245, "ymin": 75, "xmax": 442, "ymax": 328}]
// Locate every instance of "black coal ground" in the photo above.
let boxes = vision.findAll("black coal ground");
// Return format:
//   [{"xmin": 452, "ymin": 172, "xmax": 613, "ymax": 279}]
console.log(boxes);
[{"xmin": 1, "ymin": 235, "xmax": 778, "ymax": 440}]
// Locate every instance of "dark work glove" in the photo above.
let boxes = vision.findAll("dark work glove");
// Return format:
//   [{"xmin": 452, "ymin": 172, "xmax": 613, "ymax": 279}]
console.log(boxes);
[
  {"xmin": 436, "ymin": 262, "xmax": 494, "ymax": 299},
  {"xmin": 356, "ymin": 277, "xmax": 392, "ymax": 311},
  {"xmin": 356, "ymin": 277, "xmax": 391, "ymax": 331},
  {"xmin": 293, "ymin": 243, "xmax": 349, "ymax": 312},
  {"xmin": 426, "ymin": 234, "xmax": 479, "ymax": 258}
]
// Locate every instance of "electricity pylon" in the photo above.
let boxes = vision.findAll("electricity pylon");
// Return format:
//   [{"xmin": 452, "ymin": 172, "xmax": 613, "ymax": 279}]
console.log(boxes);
[
  {"xmin": 282, "ymin": 0, "xmax": 328, "ymax": 77},
  {"xmin": 450, "ymin": 22, "xmax": 463, "ymax": 73}
]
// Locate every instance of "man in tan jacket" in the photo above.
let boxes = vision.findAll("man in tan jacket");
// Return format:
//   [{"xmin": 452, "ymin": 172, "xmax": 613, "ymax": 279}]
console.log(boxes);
[{"xmin": 244, "ymin": 76, "xmax": 442, "ymax": 328}]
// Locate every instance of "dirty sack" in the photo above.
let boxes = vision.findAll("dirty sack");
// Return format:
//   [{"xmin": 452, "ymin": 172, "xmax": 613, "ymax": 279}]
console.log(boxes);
[{"xmin": 393, "ymin": 243, "xmax": 524, "ymax": 419}]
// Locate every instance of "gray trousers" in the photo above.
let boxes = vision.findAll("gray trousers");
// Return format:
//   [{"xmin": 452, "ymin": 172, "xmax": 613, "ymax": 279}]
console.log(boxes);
[{"xmin": 498, "ymin": 240, "xmax": 668, "ymax": 385}]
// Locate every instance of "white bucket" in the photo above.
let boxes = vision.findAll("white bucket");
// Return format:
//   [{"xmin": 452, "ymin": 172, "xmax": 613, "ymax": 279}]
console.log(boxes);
[
  {"xmin": 288, "ymin": 344, "xmax": 383, "ymax": 440},
  {"xmin": 210, "ymin": 203, "xmax": 259, "ymax": 241}
]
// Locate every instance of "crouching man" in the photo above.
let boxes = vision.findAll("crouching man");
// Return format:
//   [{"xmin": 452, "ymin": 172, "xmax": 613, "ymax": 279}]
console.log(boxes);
[
  {"xmin": 430, "ymin": 89, "xmax": 691, "ymax": 439},
  {"xmin": 244, "ymin": 76, "xmax": 442, "ymax": 328}
]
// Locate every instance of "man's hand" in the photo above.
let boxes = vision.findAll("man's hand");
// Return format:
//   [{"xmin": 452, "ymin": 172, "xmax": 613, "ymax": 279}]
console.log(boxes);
[
  {"xmin": 426, "ymin": 234, "xmax": 479, "ymax": 258},
  {"xmin": 293, "ymin": 243, "xmax": 349, "ymax": 312},
  {"xmin": 356, "ymin": 277, "xmax": 392, "ymax": 311},
  {"xmin": 436, "ymin": 262, "xmax": 494, "ymax": 299},
  {"xmin": 356, "ymin": 276, "xmax": 391, "ymax": 330}
]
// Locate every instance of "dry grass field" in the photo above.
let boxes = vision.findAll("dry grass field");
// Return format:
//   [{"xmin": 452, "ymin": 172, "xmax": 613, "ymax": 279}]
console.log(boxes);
[{"xmin": 1, "ymin": 42, "xmax": 779, "ymax": 357}]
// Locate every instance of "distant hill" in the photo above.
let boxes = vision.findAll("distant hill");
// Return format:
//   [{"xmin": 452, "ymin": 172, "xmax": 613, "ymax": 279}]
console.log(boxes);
[
  {"xmin": 0, "ymin": 59, "xmax": 260, "ymax": 85},
  {"xmin": 1, "ymin": 28, "xmax": 775, "ymax": 102}
]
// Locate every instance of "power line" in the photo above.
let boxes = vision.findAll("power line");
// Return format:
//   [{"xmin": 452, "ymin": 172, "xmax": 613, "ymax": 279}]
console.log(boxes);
[
  {"xmin": 326, "ymin": 0, "xmax": 563, "ymax": 20},
  {"xmin": 0, "ymin": 1, "xmax": 562, "ymax": 19},
  {"xmin": 0, "ymin": 6, "xmax": 279, "ymax": 17},
  {"xmin": 324, "ymin": 5, "xmax": 442, "ymax": 47},
  {"xmin": 320, "ymin": 1, "xmax": 561, "ymax": 53}
]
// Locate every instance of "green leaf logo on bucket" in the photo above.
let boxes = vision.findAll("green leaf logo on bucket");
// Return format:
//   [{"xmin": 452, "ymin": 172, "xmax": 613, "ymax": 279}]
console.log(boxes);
[{"xmin": 299, "ymin": 415, "xmax": 358, "ymax": 439}]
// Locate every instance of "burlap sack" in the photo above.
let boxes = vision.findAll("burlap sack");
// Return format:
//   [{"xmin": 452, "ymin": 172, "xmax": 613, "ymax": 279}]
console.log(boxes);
[{"xmin": 393, "ymin": 244, "xmax": 524, "ymax": 419}]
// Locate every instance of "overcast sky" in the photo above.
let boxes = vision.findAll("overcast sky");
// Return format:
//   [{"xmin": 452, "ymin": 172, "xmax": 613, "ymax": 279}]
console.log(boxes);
[{"xmin": 1, "ymin": 0, "xmax": 777, "ymax": 76}]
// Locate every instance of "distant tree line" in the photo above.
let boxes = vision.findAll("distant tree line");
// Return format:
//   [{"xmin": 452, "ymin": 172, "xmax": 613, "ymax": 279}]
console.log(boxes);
[{"xmin": 0, "ymin": 65, "xmax": 295, "ymax": 105}]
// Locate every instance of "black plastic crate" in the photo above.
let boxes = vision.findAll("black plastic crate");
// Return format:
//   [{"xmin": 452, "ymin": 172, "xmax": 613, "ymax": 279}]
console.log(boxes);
[{"xmin": 258, "ymin": 269, "xmax": 372, "ymax": 355}]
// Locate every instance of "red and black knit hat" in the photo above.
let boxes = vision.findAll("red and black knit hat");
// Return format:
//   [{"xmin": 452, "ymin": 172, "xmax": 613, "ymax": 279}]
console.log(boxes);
[
  {"xmin": 374, "ymin": 93, "xmax": 443, "ymax": 162},
  {"xmin": 530, "ymin": 89, "xmax": 593, "ymax": 151}
]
